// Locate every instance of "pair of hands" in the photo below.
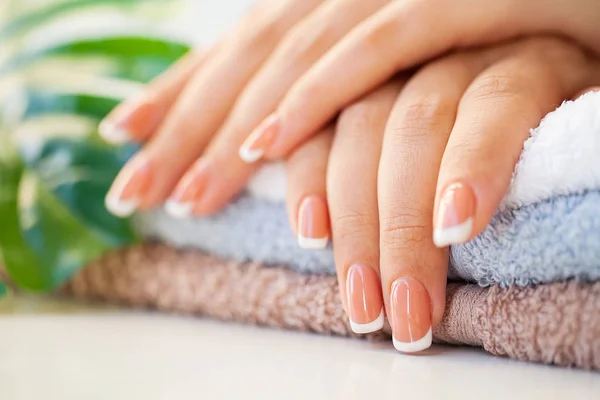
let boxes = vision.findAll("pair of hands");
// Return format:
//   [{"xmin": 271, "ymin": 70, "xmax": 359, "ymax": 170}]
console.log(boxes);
[{"xmin": 102, "ymin": 0, "xmax": 600, "ymax": 352}]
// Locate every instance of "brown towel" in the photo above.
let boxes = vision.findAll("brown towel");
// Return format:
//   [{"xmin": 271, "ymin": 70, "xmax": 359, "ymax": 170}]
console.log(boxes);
[{"xmin": 64, "ymin": 243, "xmax": 600, "ymax": 370}]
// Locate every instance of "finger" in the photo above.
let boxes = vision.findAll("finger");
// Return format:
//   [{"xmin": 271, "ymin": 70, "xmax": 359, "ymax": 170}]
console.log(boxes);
[
  {"xmin": 377, "ymin": 50, "xmax": 492, "ymax": 352},
  {"xmin": 286, "ymin": 128, "xmax": 333, "ymax": 249},
  {"xmin": 433, "ymin": 38, "xmax": 600, "ymax": 247},
  {"xmin": 236, "ymin": 0, "xmax": 390, "ymax": 163},
  {"xmin": 98, "ymin": 49, "xmax": 207, "ymax": 144},
  {"xmin": 172, "ymin": 0, "xmax": 390, "ymax": 217},
  {"xmin": 105, "ymin": 0, "xmax": 323, "ymax": 216},
  {"xmin": 249, "ymin": 0, "xmax": 558, "ymax": 160},
  {"xmin": 328, "ymin": 81, "xmax": 402, "ymax": 333}
]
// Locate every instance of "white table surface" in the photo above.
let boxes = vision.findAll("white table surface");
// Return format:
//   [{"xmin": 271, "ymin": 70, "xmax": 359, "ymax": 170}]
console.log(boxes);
[{"xmin": 0, "ymin": 297, "xmax": 599, "ymax": 400}]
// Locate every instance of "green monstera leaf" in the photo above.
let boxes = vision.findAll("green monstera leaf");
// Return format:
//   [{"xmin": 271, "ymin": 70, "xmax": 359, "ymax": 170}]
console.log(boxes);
[
  {"xmin": 22, "ymin": 90, "xmax": 121, "ymax": 121},
  {"xmin": 0, "ymin": 282, "xmax": 8, "ymax": 297},
  {"xmin": 0, "ymin": 139, "xmax": 47, "ymax": 290},
  {"xmin": 0, "ymin": 0, "xmax": 190, "ymax": 294},
  {"xmin": 0, "ymin": 135, "xmax": 139, "ymax": 291},
  {"xmin": 4, "ymin": 37, "xmax": 189, "ymax": 82}
]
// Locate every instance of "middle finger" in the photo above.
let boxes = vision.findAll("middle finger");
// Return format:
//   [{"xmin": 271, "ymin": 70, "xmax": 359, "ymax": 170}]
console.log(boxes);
[{"xmin": 378, "ymin": 49, "xmax": 493, "ymax": 352}]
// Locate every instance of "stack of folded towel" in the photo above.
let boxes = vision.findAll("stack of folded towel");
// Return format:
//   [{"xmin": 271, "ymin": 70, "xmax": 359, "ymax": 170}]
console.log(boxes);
[{"xmin": 65, "ymin": 91, "xmax": 600, "ymax": 370}]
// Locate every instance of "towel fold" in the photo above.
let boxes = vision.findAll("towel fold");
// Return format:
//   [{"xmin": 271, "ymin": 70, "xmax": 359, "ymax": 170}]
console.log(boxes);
[{"xmin": 64, "ymin": 243, "xmax": 600, "ymax": 370}]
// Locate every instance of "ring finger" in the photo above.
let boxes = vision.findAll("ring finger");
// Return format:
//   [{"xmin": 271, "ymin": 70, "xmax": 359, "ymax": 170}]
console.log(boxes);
[{"xmin": 328, "ymin": 80, "xmax": 403, "ymax": 333}]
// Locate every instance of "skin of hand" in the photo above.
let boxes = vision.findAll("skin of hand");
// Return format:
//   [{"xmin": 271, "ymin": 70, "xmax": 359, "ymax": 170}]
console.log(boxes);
[
  {"xmin": 102, "ymin": 0, "xmax": 393, "ymax": 218},
  {"xmin": 282, "ymin": 37, "xmax": 600, "ymax": 352},
  {"xmin": 103, "ymin": 0, "xmax": 600, "ymax": 224}
]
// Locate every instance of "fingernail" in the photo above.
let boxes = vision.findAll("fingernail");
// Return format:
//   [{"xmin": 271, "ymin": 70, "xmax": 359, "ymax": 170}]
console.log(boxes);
[
  {"xmin": 433, "ymin": 181, "xmax": 475, "ymax": 247},
  {"xmin": 99, "ymin": 99, "xmax": 157, "ymax": 145},
  {"xmin": 239, "ymin": 113, "xmax": 279, "ymax": 163},
  {"xmin": 165, "ymin": 159, "xmax": 210, "ymax": 219},
  {"xmin": 390, "ymin": 277, "xmax": 432, "ymax": 353},
  {"xmin": 297, "ymin": 195, "xmax": 329, "ymax": 249},
  {"xmin": 105, "ymin": 155, "xmax": 152, "ymax": 217},
  {"xmin": 346, "ymin": 264, "xmax": 384, "ymax": 334}
]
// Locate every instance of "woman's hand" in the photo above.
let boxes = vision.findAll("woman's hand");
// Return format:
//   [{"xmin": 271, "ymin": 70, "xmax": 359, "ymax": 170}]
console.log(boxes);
[
  {"xmin": 245, "ymin": 0, "xmax": 600, "ymax": 162},
  {"xmin": 282, "ymin": 37, "xmax": 600, "ymax": 351},
  {"xmin": 104, "ymin": 0, "xmax": 600, "ymax": 222},
  {"xmin": 103, "ymin": 0, "xmax": 392, "ymax": 217}
]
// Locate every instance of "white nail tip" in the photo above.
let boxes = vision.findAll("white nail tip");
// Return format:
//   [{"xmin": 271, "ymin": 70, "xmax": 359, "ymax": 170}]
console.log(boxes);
[
  {"xmin": 297, "ymin": 235, "xmax": 329, "ymax": 250},
  {"xmin": 99, "ymin": 120, "xmax": 130, "ymax": 145},
  {"xmin": 104, "ymin": 195, "xmax": 138, "ymax": 218},
  {"xmin": 238, "ymin": 146, "xmax": 264, "ymax": 164},
  {"xmin": 392, "ymin": 327, "xmax": 433, "ymax": 353},
  {"xmin": 433, "ymin": 218, "xmax": 473, "ymax": 247},
  {"xmin": 350, "ymin": 309, "xmax": 385, "ymax": 334},
  {"xmin": 165, "ymin": 200, "xmax": 193, "ymax": 219}
]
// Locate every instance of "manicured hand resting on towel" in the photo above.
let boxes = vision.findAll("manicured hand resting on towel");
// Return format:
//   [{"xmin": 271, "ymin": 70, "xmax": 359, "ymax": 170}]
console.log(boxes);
[{"xmin": 99, "ymin": 0, "xmax": 600, "ymax": 354}]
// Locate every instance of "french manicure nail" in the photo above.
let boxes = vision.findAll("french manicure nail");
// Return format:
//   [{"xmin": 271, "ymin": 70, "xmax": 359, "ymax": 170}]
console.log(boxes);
[
  {"xmin": 239, "ymin": 113, "xmax": 279, "ymax": 163},
  {"xmin": 433, "ymin": 181, "xmax": 475, "ymax": 247},
  {"xmin": 390, "ymin": 277, "xmax": 432, "ymax": 353},
  {"xmin": 105, "ymin": 156, "xmax": 152, "ymax": 217},
  {"xmin": 346, "ymin": 264, "xmax": 384, "ymax": 334},
  {"xmin": 165, "ymin": 160, "xmax": 210, "ymax": 219},
  {"xmin": 297, "ymin": 195, "xmax": 329, "ymax": 249},
  {"xmin": 99, "ymin": 100, "xmax": 157, "ymax": 145},
  {"xmin": 99, "ymin": 119, "xmax": 131, "ymax": 145}
]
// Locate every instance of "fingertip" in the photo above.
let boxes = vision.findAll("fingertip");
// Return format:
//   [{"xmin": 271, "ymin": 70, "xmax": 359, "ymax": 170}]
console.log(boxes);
[
  {"xmin": 239, "ymin": 114, "xmax": 280, "ymax": 164},
  {"xmin": 433, "ymin": 218, "xmax": 473, "ymax": 248},
  {"xmin": 346, "ymin": 264, "xmax": 385, "ymax": 334},
  {"xmin": 297, "ymin": 235, "xmax": 329, "ymax": 250},
  {"xmin": 392, "ymin": 327, "xmax": 432, "ymax": 353},
  {"xmin": 104, "ymin": 155, "xmax": 152, "ymax": 217},
  {"xmin": 105, "ymin": 193, "xmax": 139, "ymax": 218},
  {"xmin": 297, "ymin": 195, "xmax": 330, "ymax": 250},
  {"xmin": 99, "ymin": 118, "xmax": 132, "ymax": 145},
  {"xmin": 349, "ymin": 309, "xmax": 385, "ymax": 334},
  {"xmin": 389, "ymin": 277, "xmax": 433, "ymax": 353},
  {"xmin": 433, "ymin": 181, "xmax": 476, "ymax": 247},
  {"xmin": 165, "ymin": 199, "xmax": 193, "ymax": 219}
]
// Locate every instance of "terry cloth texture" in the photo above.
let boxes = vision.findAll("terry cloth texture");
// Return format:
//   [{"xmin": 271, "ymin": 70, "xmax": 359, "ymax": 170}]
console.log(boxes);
[
  {"xmin": 136, "ymin": 91, "xmax": 600, "ymax": 287},
  {"xmin": 137, "ymin": 191, "xmax": 600, "ymax": 287},
  {"xmin": 64, "ymin": 244, "xmax": 600, "ymax": 370}
]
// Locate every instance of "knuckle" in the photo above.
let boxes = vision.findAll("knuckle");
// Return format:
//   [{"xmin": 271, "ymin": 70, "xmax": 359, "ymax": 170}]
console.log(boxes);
[
  {"xmin": 333, "ymin": 210, "xmax": 376, "ymax": 241},
  {"xmin": 392, "ymin": 95, "xmax": 456, "ymax": 139},
  {"xmin": 337, "ymin": 101, "xmax": 381, "ymax": 138},
  {"xmin": 379, "ymin": 210, "xmax": 429, "ymax": 251},
  {"xmin": 464, "ymin": 74, "xmax": 521, "ymax": 103}
]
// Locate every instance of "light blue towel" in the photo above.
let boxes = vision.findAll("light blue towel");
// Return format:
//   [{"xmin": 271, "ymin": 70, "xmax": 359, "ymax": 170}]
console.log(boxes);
[{"xmin": 137, "ymin": 190, "xmax": 600, "ymax": 287}]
